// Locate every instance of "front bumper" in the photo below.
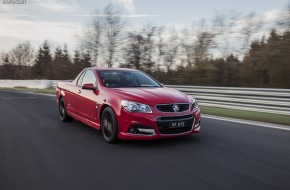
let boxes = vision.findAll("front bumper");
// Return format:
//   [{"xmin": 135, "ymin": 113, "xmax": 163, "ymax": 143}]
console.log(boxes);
[{"xmin": 117, "ymin": 108, "xmax": 201, "ymax": 140}]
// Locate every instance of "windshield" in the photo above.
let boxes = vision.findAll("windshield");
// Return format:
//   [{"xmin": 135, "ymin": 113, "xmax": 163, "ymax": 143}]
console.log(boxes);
[{"xmin": 98, "ymin": 70, "xmax": 161, "ymax": 88}]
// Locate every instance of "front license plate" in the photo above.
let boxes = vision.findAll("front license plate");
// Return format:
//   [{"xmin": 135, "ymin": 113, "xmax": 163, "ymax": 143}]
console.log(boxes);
[{"xmin": 169, "ymin": 121, "xmax": 187, "ymax": 128}]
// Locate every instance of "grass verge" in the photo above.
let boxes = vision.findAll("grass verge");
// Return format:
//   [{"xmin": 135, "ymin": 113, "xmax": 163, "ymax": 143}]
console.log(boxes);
[
  {"xmin": 200, "ymin": 105, "xmax": 290, "ymax": 126},
  {"xmin": 0, "ymin": 87, "xmax": 55, "ymax": 95}
]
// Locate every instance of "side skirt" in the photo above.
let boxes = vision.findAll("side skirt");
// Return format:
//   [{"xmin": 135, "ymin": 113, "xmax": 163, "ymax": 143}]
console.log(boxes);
[{"xmin": 67, "ymin": 110, "xmax": 101, "ymax": 130}]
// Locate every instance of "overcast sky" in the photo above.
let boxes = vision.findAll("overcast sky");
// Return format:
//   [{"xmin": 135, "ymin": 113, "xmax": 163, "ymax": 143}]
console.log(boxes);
[{"xmin": 0, "ymin": 0, "xmax": 289, "ymax": 52}]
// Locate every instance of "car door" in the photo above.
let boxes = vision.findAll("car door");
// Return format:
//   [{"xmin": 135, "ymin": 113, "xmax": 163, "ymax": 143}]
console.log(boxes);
[
  {"xmin": 76, "ymin": 70, "xmax": 99, "ymax": 122},
  {"xmin": 68, "ymin": 70, "xmax": 86, "ymax": 116}
]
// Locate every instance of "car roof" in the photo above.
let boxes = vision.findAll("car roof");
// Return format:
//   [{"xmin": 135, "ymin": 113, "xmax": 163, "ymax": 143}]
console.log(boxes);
[{"xmin": 90, "ymin": 67, "xmax": 138, "ymax": 72}]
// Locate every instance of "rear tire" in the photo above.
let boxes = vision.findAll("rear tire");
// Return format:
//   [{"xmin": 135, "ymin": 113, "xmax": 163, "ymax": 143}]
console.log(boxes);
[
  {"xmin": 59, "ymin": 98, "xmax": 73, "ymax": 122},
  {"xmin": 101, "ymin": 107, "xmax": 118, "ymax": 143}
]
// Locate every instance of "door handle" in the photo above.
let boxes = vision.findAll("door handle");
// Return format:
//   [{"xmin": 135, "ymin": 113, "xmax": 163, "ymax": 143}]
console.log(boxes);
[{"xmin": 78, "ymin": 90, "xmax": 81, "ymax": 94}]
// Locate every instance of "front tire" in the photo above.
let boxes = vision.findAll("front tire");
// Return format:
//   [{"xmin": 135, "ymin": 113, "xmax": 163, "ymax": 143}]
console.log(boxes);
[
  {"xmin": 101, "ymin": 107, "xmax": 118, "ymax": 143},
  {"xmin": 59, "ymin": 98, "xmax": 73, "ymax": 122}
]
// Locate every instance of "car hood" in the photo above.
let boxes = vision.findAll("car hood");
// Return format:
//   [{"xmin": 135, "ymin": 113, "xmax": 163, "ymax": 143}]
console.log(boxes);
[{"xmin": 111, "ymin": 87, "xmax": 189, "ymax": 105}]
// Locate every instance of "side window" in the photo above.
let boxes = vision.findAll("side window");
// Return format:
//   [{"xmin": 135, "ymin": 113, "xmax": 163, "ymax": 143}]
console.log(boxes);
[
  {"xmin": 81, "ymin": 70, "xmax": 97, "ymax": 87},
  {"xmin": 77, "ymin": 70, "xmax": 86, "ymax": 87}
]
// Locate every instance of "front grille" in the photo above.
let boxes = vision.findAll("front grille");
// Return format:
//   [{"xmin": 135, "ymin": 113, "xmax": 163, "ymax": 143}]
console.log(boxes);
[
  {"xmin": 156, "ymin": 103, "xmax": 189, "ymax": 112},
  {"xmin": 156, "ymin": 114, "xmax": 194, "ymax": 135}
]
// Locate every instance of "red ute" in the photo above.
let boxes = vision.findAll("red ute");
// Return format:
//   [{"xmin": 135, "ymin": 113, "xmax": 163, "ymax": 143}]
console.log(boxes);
[{"xmin": 56, "ymin": 68, "xmax": 201, "ymax": 143}]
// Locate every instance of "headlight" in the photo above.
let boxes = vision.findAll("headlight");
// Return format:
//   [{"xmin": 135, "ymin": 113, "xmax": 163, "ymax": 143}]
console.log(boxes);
[
  {"xmin": 192, "ymin": 99, "xmax": 198, "ymax": 109},
  {"xmin": 189, "ymin": 97, "xmax": 198, "ymax": 110},
  {"xmin": 121, "ymin": 100, "xmax": 152, "ymax": 113}
]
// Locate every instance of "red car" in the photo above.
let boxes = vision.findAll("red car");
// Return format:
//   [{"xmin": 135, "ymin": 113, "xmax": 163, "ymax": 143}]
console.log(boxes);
[{"xmin": 56, "ymin": 68, "xmax": 201, "ymax": 143}]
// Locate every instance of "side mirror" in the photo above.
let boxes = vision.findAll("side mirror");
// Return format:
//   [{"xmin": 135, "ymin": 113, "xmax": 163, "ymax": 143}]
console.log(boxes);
[
  {"xmin": 160, "ymin": 83, "xmax": 165, "ymax": 87},
  {"xmin": 82, "ymin": 83, "xmax": 96, "ymax": 90}
]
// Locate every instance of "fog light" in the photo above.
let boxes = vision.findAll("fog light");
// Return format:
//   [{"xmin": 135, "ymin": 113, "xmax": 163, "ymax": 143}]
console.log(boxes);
[
  {"xmin": 137, "ymin": 128, "xmax": 155, "ymax": 134},
  {"xmin": 128, "ymin": 127, "xmax": 137, "ymax": 134},
  {"xmin": 128, "ymin": 125, "xmax": 155, "ymax": 135},
  {"xmin": 194, "ymin": 120, "xmax": 201, "ymax": 129}
]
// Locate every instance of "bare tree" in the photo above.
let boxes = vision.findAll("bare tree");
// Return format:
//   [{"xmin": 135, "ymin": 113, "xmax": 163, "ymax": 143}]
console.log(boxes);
[
  {"xmin": 164, "ymin": 30, "xmax": 180, "ymax": 71},
  {"xmin": 122, "ymin": 31, "xmax": 144, "ymax": 69},
  {"xmin": 10, "ymin": 41, "xmax": 34, "ymax": 66},
  {"xmin": 103, "ymin": 3, "xmax": 125, "ymax": 67},
  {"xmin": 239, "ymin": 12, "xmax": 263, "ymax": 53},
  {"xmin": 81, "ymin": 10, "xmax": 103, "ymax": 66},
  {"xmin": 80, "ymin": 3, "xmax": 125, "ymax": 67},
  {"xmin": 156, "ymin": 26, "xmax": 166, "ymax": 70},
  {"xmin": 180, "ymin": 20, "xmax": 216, "ymax": 68},
  {"xmin": 277, "ymin": 3, "xmax": 290, "ymax": 32},
  {"xmin": 141, "ymin": 26, "xmax": 156, "ymax": 73},
  {"xmin": 8, "ymin": 41, "xmax": 34, "ymax": 78},
  {"xmin": 180, "ymin": 27, "xmax": 195, "ymax": 67},
  {"xmin": 212, "ymin": 12, "xmax": 239, "ymax": 57},
  {"xmin": 193, "ymin": 19, "xmax": 216, "ymax": 64},
  {"xmin": 122, "ymin": 26, "xmax": 156, "ymax": 72}
]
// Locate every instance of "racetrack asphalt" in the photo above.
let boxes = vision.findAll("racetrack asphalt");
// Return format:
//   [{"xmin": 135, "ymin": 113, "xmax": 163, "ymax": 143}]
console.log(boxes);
[{"xmin": 0, "ymin": 90, "xmax": 290, "ymax": 190}]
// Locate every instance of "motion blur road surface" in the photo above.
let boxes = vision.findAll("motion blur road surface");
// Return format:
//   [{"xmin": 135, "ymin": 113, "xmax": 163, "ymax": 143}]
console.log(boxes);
[{"xmin": 0, "ymin": 91, "xmax": 290, "ymax": 190}]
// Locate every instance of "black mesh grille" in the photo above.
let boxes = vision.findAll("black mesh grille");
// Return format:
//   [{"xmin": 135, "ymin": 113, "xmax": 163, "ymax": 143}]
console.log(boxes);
[
  {"xmin": 156, "ymin": 114, "xmax": 194, "ymax": 135},
  {"xmin": 156, "ymin": 104, "xmax": 189, "ymax": 112}
]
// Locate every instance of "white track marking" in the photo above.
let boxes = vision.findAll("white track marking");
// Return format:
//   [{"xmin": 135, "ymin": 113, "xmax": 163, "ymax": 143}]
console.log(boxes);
[
  {"xmin": 0, "ymin": 90, "xmax": 55, "ymax": 97},
  {"xmin": 203, "ymin": 114, "xmax": 290, "ymax": 131}
]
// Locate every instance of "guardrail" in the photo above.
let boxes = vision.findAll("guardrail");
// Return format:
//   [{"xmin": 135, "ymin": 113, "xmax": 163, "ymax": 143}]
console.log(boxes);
[
  {"xmin": 52, "ymin": 80, "xmax": 71, "ymax": 87},
  {"xmin": 1, "ymin": 80, "xmax": 289, "ymax": 115},
  {"xmin": 167, "ymin": 85, "xmax": 290, "ymax": 115},
  {"xmin": 0, "ymin": 80, "xmax": 52, "ymax": 89}
]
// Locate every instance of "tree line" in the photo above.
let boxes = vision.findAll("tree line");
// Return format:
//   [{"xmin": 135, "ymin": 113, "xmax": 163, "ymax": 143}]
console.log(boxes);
[{"xmin": 0, "ymin": 3, "xmax": 290, "ymax": 88}]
